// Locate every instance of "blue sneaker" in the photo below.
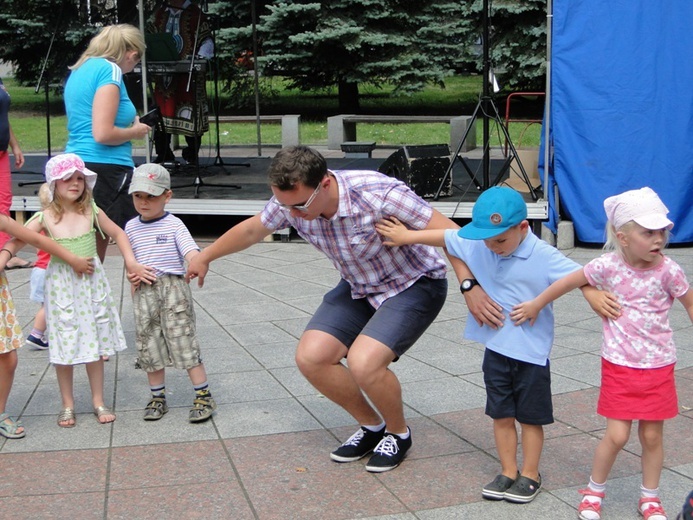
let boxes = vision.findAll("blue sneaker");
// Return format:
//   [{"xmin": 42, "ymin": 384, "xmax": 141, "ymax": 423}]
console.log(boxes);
[{"xmin": 26, "ymin": 334, "xmax": 49, "ymax": 350}]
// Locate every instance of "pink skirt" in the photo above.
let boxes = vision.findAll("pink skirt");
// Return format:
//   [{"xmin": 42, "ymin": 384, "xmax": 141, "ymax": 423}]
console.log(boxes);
[{"xmin": 597, "ymin": 358, "xmax": 678, "ymax": 420}]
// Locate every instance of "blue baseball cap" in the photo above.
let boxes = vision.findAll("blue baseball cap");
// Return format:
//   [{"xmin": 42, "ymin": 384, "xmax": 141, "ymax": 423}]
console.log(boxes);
[{"xmin": 458, "ymin": 186, "xmax": 528, "ymax": 240}]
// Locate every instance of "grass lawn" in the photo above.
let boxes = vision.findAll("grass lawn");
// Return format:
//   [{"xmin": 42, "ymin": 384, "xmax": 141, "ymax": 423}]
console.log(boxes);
[{"xmin": 5, "ymin": 76, "xmax": 543, "ymax": 153}]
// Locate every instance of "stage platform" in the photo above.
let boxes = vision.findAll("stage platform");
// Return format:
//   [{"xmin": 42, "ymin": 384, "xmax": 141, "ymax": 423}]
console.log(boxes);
[{"xmin": 10, "ymin": 146, "xmax": 548, "ymax": 222}]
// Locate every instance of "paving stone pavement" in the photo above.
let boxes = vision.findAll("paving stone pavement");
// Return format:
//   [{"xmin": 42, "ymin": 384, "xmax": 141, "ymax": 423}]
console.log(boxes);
[{"xmin": 1, "ymin": 238, "xmax": 692, "ymax": 520}]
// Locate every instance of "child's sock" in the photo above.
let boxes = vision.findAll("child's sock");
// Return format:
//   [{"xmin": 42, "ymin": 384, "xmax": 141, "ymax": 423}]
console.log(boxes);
[
  {"xmin": 150, "ymin": 384, "xmax": 166, "ymax": 398},
  {"xmin": 640, "ymin": 485, "xmax": 666, "ymax": 519},
  {"xmin": 577, "ymin": 477, "xmax": 606, "ymax": 520},
  {"xmin": 30, "ymin": 327, "xmax": 44, "ymax": 339},
  {"xmin": 193, "ymin": 381, "xmax": 211, "ymax": 397}
]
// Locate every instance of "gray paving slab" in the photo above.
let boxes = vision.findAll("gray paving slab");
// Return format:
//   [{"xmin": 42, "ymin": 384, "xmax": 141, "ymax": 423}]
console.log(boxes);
[{"xmin": 2, "ymin": 238, "xmax": 693, "ymax": 519}]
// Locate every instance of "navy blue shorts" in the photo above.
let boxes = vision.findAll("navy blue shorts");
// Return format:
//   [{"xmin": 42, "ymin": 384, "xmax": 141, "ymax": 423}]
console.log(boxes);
[
  {"xmin": 482, "ymin": 348, "xmax": 554, "ymax": 425},
  {"xmin": 306, "ymin": 276, "xmax": 447, "ymax": 360}
]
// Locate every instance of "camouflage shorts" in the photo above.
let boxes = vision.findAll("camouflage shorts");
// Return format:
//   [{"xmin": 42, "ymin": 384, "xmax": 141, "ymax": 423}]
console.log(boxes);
[{"xmin": 133, "ymin": 275, "xmax": 201, "ymax": 372}]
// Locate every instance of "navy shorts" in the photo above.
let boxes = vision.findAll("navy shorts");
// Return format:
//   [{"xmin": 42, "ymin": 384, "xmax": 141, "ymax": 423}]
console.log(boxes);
[
  {"xmin": 306, "ymin": 276, "xmax": 447, "ymax": 360},
  {"xmin": 482, "ymin": 348, "xmax": 554, "ymax": 425}
]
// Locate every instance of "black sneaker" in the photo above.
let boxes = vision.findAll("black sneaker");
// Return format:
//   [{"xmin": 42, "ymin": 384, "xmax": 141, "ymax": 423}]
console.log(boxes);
[
  {"xmin": 482, "ymin": 473, "xmax": 518, "ymax": 500},
  {"xmin": 26, "ymin": 334, "xmax": 49, "ymax": 350},
  {"xmin": 330, "ymin": 426, "xmax": 386, "ymax": 462},
  {"xmin": 365, "ymin": 428, "xmax": 412, "ymax": 473},
  {"xmin": 504, "ymin": 474, "xmax": 542, "ymax": 503}
]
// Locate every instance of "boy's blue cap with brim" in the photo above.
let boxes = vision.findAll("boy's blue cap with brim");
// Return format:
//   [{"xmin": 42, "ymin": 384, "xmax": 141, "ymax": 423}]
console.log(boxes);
[{"xmin": 457, "ymin": 186, "xmax": 527, "ymax": 240}]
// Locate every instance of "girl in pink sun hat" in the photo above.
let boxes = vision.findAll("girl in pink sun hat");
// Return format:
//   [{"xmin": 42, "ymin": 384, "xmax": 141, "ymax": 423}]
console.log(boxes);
[
  {"xmin": 4, "ymin": 153, "xmax": 156, "ymax": 428},
  {"xmin": 512, "ymin": 187, "xmax": 693, "ymax": 520}
]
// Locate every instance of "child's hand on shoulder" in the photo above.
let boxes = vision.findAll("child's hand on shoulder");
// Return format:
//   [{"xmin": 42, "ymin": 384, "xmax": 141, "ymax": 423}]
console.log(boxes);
[
  {"xmin": 375, "ymin": 217, "xmax": 409, "ymax": 246},
  {"xmin": 510, "ymin": 300, "xmax": 541, "ymax": 326}
]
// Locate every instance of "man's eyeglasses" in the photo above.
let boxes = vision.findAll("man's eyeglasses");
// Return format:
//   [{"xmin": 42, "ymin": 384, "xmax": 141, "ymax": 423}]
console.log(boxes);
[{"xmin": 273, "ymin": 182, "xmax": 322, "ymax": 212}]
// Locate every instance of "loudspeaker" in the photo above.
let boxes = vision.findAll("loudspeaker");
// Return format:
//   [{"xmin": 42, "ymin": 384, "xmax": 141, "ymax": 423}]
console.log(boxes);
[{"xmin": 378, "ymin": 144, "xmax": 452, "ymax": 198}]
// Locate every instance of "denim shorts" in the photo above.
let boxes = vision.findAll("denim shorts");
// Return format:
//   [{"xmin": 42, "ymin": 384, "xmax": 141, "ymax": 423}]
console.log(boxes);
[
  {"xmin": 482, "ymin": 348, "xmax": 554, "ymax": 425},
  {"xmin": 30, "ymin": 267, "xmax": 46, "ymax": 303},
  {"xmin": 306, "ymin": 276, "xmax": 447, "ymax": 360}
]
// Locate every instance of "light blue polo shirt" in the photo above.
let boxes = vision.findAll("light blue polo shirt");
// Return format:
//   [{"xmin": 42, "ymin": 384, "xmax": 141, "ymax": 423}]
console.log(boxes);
[
  {"xmin": 64, "ymin": 57, "xmax": 136, "ymax": 167},
  {"xmin": 444, "ymin": 229, "xmax": 581, "ymax": 366}
]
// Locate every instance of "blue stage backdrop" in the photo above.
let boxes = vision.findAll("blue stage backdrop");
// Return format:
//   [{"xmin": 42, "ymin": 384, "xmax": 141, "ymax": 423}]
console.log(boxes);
[{"xmin": 547, "ymin": 1, "xmax": 693, "ymax": 243}]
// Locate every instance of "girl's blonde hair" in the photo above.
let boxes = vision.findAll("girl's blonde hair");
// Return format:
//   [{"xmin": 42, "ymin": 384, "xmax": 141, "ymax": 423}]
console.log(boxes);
[
  {"xmin": 604, "ymin": 220, "xmax": 670, "ymax": 252},
  {"xmin": 49, "ymin": 182, "xmax": 93, "ymax": 224},
  {"xmin": 70, "ymin": 24, "xmax": 145, "ymax": 70},
  {"xmin": 37, "ymin": 183, "xmax": 51, "ymax": 210}
]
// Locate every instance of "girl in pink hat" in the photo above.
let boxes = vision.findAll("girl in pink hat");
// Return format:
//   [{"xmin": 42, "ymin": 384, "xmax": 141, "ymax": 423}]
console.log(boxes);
[
  {"xmin": 512, "ymin": 187, "xmax": 692, "ymax": 520},
  {"xmin": 3, "ymin": 153, "xmax": 155, "ymax": 428}
]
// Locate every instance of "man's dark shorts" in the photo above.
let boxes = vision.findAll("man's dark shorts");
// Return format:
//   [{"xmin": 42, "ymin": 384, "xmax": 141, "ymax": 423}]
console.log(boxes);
[
  {"xmin": 307, "ymin": 276, "xmax": 447, "ymax": 360},
  {"xmin": 482, "ymin": 348, "xmax": 554, "ymax": 425}
]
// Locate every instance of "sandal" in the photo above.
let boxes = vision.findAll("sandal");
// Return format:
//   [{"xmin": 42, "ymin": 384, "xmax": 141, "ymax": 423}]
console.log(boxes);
[
  {"xmin": 143, "ymin": 397, "xmax": 168, "ymax": 421},
  {"xmin": 639, "ymin": 497, "xmax": 668, "ymax": 520},
  {"xmin": 94, "ymin": 405, "xmax": 116, "ymax": 424},
  {"xmin": 57, "ymin": 407, "xmax": 76, "ymax": 428},
  {"xmin": 0, "ymin": 412, "xmax": 26, "ymax": 439},
  {"xmin": 189, "ymin": 394, "xmax": 217, "ymax": 423},
  {"xmin": 578, "ymin": 488, "xmax": 606, "ymax": 520}
]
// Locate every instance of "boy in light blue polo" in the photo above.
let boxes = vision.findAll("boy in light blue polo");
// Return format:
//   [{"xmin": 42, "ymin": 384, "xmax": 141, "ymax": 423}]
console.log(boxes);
[{"xmin": 376, "ymin": 186, "xmax": 584, "ymax": 504}]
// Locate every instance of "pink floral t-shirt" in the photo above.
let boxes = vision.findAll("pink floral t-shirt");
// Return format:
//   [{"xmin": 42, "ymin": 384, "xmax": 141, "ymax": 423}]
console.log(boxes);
[{"xmin": 584, "ymin": 252, "xmax": 689, "ymax": 368}]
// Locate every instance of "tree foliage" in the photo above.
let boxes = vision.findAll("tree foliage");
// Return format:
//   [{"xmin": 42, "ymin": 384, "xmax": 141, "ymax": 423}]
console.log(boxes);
[
  {"xmin": 0, "ymin": 1, "xmax": 547, "ymax": 111},
  {"xmin": 248, "ymin": 0, "xmax": 475, "ymax": 112},
  {"xmin": 461, "ymin": 0, "xmax": 547, "ymax": 92}
]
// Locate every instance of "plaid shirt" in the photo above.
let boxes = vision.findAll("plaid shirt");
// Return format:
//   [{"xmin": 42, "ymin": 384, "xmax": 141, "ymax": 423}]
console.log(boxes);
[{"xmin": 260, "ymin": 170, "xmax": 447, "ymax": 308}]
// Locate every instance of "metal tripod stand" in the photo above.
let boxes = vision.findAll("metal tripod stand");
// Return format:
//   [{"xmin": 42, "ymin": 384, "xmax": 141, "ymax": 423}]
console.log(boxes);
[{"xmin": 433, "ymin": 0, "xmax": 539, "ymax": 202}]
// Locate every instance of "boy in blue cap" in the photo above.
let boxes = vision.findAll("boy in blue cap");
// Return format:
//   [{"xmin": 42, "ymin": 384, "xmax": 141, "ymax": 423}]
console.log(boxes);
[{"xmin": 376, "ymin": 186, "xmax": 612, "ymax": 503}]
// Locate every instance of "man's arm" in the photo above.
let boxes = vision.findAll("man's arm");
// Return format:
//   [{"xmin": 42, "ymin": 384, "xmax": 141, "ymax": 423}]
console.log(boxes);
[
  {"xmin": 426, "ymin": 209, "xmax": 505, "ymax": 329},
  {"xmin": 186, "ymin": 214, "xmax": 274, "ymax": 286}
]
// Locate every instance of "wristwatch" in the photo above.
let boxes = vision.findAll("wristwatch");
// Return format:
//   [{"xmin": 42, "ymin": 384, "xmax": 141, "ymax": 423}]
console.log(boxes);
[{"xmin": 459, "ymin": 278, "xmax": 479, "ymax": 293}]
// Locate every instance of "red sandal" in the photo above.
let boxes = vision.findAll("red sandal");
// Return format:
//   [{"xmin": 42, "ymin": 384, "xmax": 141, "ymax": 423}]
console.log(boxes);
[
  {"xmin": 578, "ymin": 488, "xmax": 606, "ymax": 520},
  {"xmin": 638, "ymin": 497, "xmax": 668, "ymax": 520}
]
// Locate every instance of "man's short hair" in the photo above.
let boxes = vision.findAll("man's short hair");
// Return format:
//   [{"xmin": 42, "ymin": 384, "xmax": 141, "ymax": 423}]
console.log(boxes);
[{"xmin": 267, "ymin": 146, "xmax": 327, "ymax": 191}]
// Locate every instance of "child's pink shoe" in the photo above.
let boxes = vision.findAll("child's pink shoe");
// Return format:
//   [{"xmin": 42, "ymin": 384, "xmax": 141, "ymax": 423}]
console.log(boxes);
[
  {"xmin": 578, "ymin": 488, "xmax": 605, "ymax": 520},
  {"xmin": 638, "ymin": 497, "xmax": 667, "ymax": 520}
]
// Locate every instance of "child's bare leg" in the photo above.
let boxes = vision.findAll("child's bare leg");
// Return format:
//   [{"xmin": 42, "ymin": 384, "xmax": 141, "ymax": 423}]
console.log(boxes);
[
  {"xmin": 519, "ymin": 423, "xmax": 544, "ymax": 481},
  {"xmin": 0, "ymin": 350, "xmax": 18, "ymax": 413},
  {"xmin": 55, "ymin": 364, "xmax": 76, "ymax": 426},
  {"xmin": 493, "ymin": 417, "xmax": 519, "ymax": 477},
  {"xmin": 638, "ymin": 420, "xmax": 664, "ymax": 490},
  {"xmin": 591, "ymin": 418, "xmax": 632, "ymax": 483},
  {"xmin": 147, "ymin": 368, "xmax": 165, "ymax": 388},
  {"xmin": 187, "ymin": 364, "xmax": 208, "ymax": 386},
  {"xmin": 85, "ymin": 359, "xmax": 115, "ymax": 423},
  {"xmin": 33, "ymin": 306, "xmax": 46, "ymax": 333}
]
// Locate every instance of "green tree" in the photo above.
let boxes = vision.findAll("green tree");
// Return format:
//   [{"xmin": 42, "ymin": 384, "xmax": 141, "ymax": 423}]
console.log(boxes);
[
  {"xmin": 248, "ymin": 0, "xmax": 475, "ymax": 113},
  {"xmin": 461, "ymin": 0, "xmax": 547, "ymax": 92}
]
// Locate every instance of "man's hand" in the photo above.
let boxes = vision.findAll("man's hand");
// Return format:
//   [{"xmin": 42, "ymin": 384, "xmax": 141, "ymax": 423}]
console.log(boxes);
[
  {"xmin": 186, "ymin": 254, "xmax": 209, "ymax": 287},
  {"xmin": 463, "ymin": 286, "xmax": 505, "ymax": 329}
]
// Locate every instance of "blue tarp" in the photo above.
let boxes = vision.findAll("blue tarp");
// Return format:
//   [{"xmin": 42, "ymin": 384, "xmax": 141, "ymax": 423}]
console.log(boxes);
[{"xmin": 547, "ymin": 1, "xmax": 693, "ymax": 243}]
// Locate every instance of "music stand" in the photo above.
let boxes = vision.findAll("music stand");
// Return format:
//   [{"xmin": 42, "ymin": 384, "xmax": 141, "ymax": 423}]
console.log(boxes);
[{"xmin": 433, "ymin": 0, "xmax": 539, "ymax": 202}]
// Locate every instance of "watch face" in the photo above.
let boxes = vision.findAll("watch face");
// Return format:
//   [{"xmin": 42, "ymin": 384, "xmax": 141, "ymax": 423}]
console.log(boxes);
[{"xmin": 462, "ymin": 280, "xmax": 473, "ymax": 290}]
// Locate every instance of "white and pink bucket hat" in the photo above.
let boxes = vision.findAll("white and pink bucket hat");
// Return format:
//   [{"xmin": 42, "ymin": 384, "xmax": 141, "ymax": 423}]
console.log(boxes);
[{"xmin": 44, "ymin": 153, "xmax": 97, "ymax": 201}]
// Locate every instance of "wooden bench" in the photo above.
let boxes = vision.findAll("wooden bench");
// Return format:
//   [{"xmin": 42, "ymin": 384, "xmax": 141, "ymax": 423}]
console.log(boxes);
[
  {"xmin": 327, "ymin": 114, "xmax": 476, "ymax": 152},
  {"xmin": 215, "ymin": 114, "xmax": 301, "ymax": 147}
]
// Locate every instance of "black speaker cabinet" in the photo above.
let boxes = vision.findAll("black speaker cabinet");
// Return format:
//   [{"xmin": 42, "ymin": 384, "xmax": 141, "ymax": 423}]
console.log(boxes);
[{"xmin": 378, "ymin": 144, "xmax": 452, "ymax": 198}]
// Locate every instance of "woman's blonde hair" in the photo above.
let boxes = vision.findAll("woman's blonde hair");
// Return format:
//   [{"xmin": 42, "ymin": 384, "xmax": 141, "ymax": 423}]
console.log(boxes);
[{"xmin": 70, "ymin": 24, "xmax": 145, "ymax": 70}]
